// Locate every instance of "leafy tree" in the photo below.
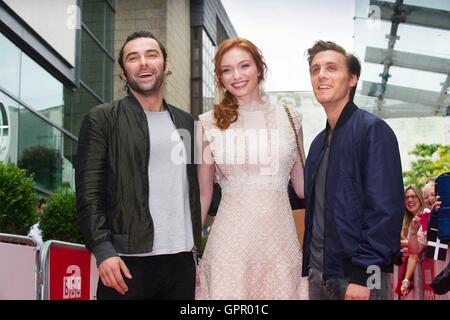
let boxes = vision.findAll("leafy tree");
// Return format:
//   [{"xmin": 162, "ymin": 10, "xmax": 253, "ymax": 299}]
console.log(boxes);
[
  {"xmin": 403, "ymin": 144, "xmax": 450, "ymax": 188},
  {"xmin": 0, "ymin": 162, "xmax": 37, "ymax": 235},
  {"xmin": 39, "ymin": 186, "xmax": 84, "ymax": 244}
]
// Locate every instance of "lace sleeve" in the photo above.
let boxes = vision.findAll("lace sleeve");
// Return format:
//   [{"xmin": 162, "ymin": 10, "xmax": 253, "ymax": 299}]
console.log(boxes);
[{"xmin": 198, "ymin": 110, "xmax": 216, "ymax": 145}]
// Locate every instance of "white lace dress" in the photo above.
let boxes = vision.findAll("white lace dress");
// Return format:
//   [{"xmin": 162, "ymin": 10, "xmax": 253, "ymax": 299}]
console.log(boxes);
[{"xmin": 196, "ymin": 101, "xmax": 309, "ymax": 299}]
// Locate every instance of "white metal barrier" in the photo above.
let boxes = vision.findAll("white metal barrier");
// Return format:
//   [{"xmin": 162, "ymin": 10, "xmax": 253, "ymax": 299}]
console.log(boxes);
[
  {"xmin": 1, "ymin": 234, "xmax": 98, "ymax": 300},
  {"xmin": 0, "ymin": 233, "xmax": 38, "ymax": 300}
]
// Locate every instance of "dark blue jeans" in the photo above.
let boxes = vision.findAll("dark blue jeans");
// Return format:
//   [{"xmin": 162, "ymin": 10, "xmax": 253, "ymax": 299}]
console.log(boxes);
[
  {"xmin": 308, "ymin": 268, "xmax": 392, "ymax": 300},
  {"xmin": 96, "ymin": 251, "xmax": 196, "ymax": 300}
]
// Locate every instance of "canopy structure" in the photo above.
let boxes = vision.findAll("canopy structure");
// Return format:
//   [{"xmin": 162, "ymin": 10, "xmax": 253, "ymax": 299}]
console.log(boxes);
[{"xmin": 355, "ymin": 0, "xmax": 450, "ymax": 118}]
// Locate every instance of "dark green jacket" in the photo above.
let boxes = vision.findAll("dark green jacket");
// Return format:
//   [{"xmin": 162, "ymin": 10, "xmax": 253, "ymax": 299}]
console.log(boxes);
[{"xmin": 75, "ymin": 95, "xmax": 201, "ymax": 265}]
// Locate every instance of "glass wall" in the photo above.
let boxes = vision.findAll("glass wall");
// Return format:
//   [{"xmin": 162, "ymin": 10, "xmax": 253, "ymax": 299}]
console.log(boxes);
[
  {"xmin": 202, "ymin": 30, "xmax": 216, "ymax": 112},
  {"xmin": 0, "ymin": 32, "xmax": 20, "ymax": 97},
  {"xmin": 0, "ymin": 0, "xmax": 114, "ymax": 194},
  {"xmin": 353, "ymin": 0, "xmax": 450, "ymax": 118},
  {"xmin": 82, "ymin": 0, "xmax": 114, "ymax": 54}
]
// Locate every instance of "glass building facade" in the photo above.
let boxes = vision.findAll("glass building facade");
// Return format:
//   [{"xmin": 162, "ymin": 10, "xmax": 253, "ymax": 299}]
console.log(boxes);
[
  {"xmin": 202, "ymin": 30, "xmax": 216, "ymax": 112},
  {"xmin": 0, "ymin": 0, "xmax": 115, "ymax": 195},
  {"xmin": 190, "ymin": 0, "xmax": 238, "ymax": 118}
]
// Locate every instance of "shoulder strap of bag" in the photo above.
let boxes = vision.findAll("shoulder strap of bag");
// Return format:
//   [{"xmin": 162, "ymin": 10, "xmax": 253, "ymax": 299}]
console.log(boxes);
[{"xmin": 283, "ymin": 104, "xmax": 305, "ymax": 170}]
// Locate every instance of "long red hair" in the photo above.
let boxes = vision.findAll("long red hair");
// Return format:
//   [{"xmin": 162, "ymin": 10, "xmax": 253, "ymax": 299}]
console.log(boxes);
[{"xmin": 213, "ymin": 38, "xmax": 267, "ymax": 130}]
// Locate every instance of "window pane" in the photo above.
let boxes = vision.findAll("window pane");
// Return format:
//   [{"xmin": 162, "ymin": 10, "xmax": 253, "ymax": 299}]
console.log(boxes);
[
  {"xmin": 62, "ymin": 135, "xmax": 77, "ymax": 190},
  {"xmin": 0, "ymin": 93, "xmax": 18, "ymax": 164},
  {"xmin": 81, "ymin": 29, "xmax": 105, "ymax": 100},
  {"xmin": 80, "ymin": 29, "xmax": 114, "ymax": 101},
  {"xmin": 64, "ymin": 86, "xmax": 102, "ymax": 136},
  {"xmin": 20, "ymin": 53, "xmax": 64, "ymax": 126},
  {"xmin": 17, "ymin": 105, "xmax": 64, "ymax": 192},
  {"xmin": 0, "ymin": 33, "xmax": 21, "ymax": 97},
  {"xmin": 82, "ymin": 0, "xmax": 114, "ymax": 54},
  {"xmin": 105, "ymin": 5, "xmax": 114, "ymax": 54},
  {"xmin": 202, "ymin": 30, "xmax": 215, "ymax": 112}
]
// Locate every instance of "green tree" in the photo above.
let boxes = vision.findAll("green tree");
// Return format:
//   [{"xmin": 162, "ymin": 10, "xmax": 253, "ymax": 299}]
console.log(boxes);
[
  {"xmin": 403, "ymin": 144, "xmax": 450, "ymax": 188},
  {"xmin": 0, "ymin": 162, "xmax": 37, "ymax": 235},
  {"xmin": 39, "ymin": 186, "xmax": 84, "ymax": 244}
]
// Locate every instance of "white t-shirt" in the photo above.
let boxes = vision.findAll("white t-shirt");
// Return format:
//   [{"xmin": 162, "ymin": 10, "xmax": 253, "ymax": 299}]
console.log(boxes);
[{"xmin": 121, "ymin": 110, "xmax": 194, "ymax": 256}]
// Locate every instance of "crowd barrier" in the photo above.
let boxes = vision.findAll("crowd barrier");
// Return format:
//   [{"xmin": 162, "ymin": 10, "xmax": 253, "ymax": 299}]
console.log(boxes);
[
  {"xmin": 2, "ymin": 231, "xmax": 449, "ymax": 300},
  {"xmin": 0, "ymin": 233, "xmax": 98, "ymax": 300},
  {"xmin": 0, "ymin": 233, "xmax": 38, "ymax": 300},
  {"xmin": 38, "ymin": 240, "xmax": 98, "ymax": 300},
  {"xmin": 390, "ymin": 253, "xmax": 450, "ymax": 300}
]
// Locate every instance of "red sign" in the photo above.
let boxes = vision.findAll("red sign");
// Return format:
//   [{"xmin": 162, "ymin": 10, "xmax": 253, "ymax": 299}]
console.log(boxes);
[{"xmin": 49, "ymin": 246, "xmax": 91, "ymax": 300}]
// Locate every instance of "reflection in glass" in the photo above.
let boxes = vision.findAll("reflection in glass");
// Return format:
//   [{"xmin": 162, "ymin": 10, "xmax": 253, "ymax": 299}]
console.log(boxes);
[
  {"xmin": 82, "ymin": 0, "xmax": 114, "ymax": 54},
  {"xmin": 1, "ymin": 95, "xmax": 19, "ymax": 164},
  {"xmin": 202, "ymin": 30, "xmax": 215, "ymax": 112},
  {"xmin": 17, "ymin": 105, "xmax": 63, "ymax": 192},
  {"xmin": 80, "ymin": 29, "xmax": 114, "ymax": 102},
  {"xmin": 20, "ymin": 54, "xmax": 64, "ymax": 126},
  {"xmin": 353, "ymin": 1, "xmax": 450, "ymax": 119},
  {"xmin": 63, "ymin": 135, "xmax": 77, "ymax": 189},
  {"xmin": 0, "ymin": 33, "xmax": 21, "ymax": 97},
  {"xmin": 0, "ymin": 95, "xmax": 11, "ymax": 162},
  {"xmin": 64, "ymin": 86, "xmax": 102, "ymax": 136}
]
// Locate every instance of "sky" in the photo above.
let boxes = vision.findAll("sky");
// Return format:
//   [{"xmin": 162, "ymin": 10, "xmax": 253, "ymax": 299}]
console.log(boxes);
[{"xmin": 221, "ymin": 0, "xmax": 356, "ymax": 92}]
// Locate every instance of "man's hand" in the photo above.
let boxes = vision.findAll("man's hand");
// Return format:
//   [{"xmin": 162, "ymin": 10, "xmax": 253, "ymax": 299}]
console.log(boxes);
[
  {"xmin": 345, "ymin": 283, "xmax": 371, "ymax": 300},
  {"xmin": 98, "ymin": 256, "xmax": 132, "ymax": 295}
]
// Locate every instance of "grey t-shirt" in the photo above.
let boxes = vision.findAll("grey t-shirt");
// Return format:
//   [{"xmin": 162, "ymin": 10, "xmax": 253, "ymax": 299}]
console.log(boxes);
[
  {"xmin": 309, "ymin": 145, "xmax": 330, "ymax": 272},
  {"xmin": 121, "ymin": 110, "xmax": 194, "ymax": 256}
]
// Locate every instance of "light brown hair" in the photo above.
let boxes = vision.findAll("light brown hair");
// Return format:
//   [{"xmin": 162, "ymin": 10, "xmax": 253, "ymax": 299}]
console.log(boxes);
[{"xmin": 401, "ymin": 185, "xmax": 424, "ymax": 240}]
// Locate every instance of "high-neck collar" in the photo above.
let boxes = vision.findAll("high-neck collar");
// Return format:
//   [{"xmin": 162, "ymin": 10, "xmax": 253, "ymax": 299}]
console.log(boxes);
[
  {"xmin": 325, "ymin": 99, "xmax": 358, "ymax": 133},
  {"xmin": 237, "ymin": 96, "xmax": 272, "ymax": 112}
]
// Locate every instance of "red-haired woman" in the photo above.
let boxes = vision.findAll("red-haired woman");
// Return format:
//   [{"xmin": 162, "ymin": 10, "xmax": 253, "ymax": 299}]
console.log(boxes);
[{"xmin": 195, "ymin": 38, "xmax": 308, "ymax": 299}]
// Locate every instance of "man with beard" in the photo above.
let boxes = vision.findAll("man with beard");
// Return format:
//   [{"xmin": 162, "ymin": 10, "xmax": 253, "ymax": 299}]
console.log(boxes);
[{"xmin": 76, "ymin": 31, "xmax": 201, "ymax": 300}]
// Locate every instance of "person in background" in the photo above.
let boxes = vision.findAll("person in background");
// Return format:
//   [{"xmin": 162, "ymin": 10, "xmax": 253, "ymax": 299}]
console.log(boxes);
[
  {"xmin": 422, "ymin": 182, "xmax": 436, "ymax": 213},
  {"xmin": 398, "ymin": 185, "xmax": 442, "ymax": 299},
  {"xmin": 397, "ymin": 186, "xmax": 427, "ymax": 299},
  {"xmin": 27, "ymin": 197, "xmax": 47, "ymax": 249}
]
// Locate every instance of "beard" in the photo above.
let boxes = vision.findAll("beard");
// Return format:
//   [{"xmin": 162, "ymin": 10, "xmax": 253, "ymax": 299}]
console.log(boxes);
[{"xmin": 124, "ymin": 68, "xmax": 165, "ymax": 96}]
